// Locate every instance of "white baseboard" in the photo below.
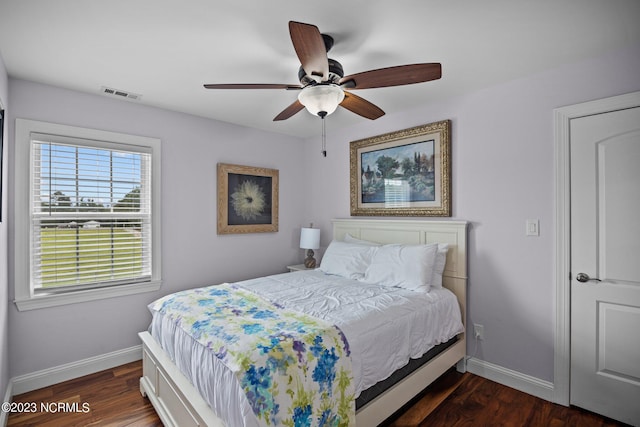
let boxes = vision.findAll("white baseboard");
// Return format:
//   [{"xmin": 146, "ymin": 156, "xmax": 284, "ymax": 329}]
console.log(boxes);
[
  {"xmin": 10, "ymin": 345, "xmax": 142, "ymax": 396},
  {"xmin": 1, "ymin": 379, "xmax": 13, "ymax": 427},
  {"xmin": 466, "ymin": 357, "xmax": 554, "ymax": 402}
]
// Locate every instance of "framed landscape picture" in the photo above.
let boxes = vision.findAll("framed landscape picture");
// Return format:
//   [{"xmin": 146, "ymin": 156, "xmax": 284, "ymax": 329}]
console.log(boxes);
[
  {"xmin": 217, "ymin": 163, "xmax": 279, "ymax": 234},
  {"xmin": 350, "ymin": 120, "xmax": 451, "ymax": 217}
]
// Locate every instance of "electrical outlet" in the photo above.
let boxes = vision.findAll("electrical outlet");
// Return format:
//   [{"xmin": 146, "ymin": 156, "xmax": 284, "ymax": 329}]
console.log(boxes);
[
  {"xmin": 473, "ymin": 323, "xmax": 484, "ymax": 340},
  {"xmin": 526, "ymin": 219, "xmax": 540, "ymax": 236}
]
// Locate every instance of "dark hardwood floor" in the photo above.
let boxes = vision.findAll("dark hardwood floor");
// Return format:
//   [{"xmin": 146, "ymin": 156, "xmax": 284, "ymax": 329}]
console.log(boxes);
[
  {"xmin": 8, "ymin": 361, "xmax": 628, "ymax": 426},
  {"xmin": 386, "ymin": 369, "xmax": 629, "ymax": 427},
  {"xmin": 7, "ymin": 362, "xmax": 161, "ymax": 427}
]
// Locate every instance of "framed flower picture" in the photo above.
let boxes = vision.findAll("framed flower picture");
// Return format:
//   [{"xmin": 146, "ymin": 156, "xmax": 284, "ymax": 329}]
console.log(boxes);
[
  {"xmin": 217, "ymin": 163, "xmax": 279, "ymax": 234},
  {"xmin": 350, "ymin": 120, "xmax": 451, "ymax": 217}
]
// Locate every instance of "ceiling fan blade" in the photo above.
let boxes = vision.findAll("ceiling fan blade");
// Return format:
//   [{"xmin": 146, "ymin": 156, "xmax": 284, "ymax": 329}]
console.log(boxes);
[
  {"xmin": 289, "ymin": 21, "xmax": 329, "ymax": 81},
  {"xmin": 340, "ymin": 92, "xmax": 385, "ymax": 120},
  {"xmin": 273, "ymin": 100, "xmax": 306, "ymax": 121},
  {"xmin": 340, "ymin": 63, "xmax": 442, "ymax": 90},
  {"xmin": 204, "ymin": 83, "xmax": 300, "ymax": 90}
]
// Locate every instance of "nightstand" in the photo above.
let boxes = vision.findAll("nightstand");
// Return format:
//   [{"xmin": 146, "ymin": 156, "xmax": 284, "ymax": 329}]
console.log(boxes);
[{"xmin": 286, "ymin": 264, "xmax": 314, "ymax": 272}]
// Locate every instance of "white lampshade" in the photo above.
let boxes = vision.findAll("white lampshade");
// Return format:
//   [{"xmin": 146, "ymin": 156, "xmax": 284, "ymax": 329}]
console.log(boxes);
[
  {"xmin": 299, "ymin": 227, "xmax": 320, "ymax": 250},
  {"xmin": 297, "ymin": 84, "xmax": 345, "ymax": 117}
]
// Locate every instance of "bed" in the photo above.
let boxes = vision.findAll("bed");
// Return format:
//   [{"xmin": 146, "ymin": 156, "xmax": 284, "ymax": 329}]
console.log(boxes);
[{"xmin": 139, "ymin": 218, "xmax": 468, "ymax": 426}]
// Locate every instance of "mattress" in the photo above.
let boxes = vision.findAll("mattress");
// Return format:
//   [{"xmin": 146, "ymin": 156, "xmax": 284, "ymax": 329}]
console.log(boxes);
[{"xmin": 149, "ymin": 270, "xmax": 464, "ymax": 427}]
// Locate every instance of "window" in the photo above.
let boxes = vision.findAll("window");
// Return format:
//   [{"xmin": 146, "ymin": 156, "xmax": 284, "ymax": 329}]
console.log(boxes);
[{"xmin": 15, "ymin": 119, "xmax": 161, "ymax": 310}]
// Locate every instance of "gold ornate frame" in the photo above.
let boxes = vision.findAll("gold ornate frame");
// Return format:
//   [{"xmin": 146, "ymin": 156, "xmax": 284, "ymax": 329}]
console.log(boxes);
[
  {"xmin": 217, "ymin": 163, "xmax": 279, "ymax": 234},
  {"xmin": 350, "ymin": 120, "xmax": 451, "ymax": 217}
]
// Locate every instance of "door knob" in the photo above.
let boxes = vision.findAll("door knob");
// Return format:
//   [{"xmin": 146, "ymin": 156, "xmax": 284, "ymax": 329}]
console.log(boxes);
[{"xmin": 576, "ymin": 273, "xmax": 601, "ymax": 283}]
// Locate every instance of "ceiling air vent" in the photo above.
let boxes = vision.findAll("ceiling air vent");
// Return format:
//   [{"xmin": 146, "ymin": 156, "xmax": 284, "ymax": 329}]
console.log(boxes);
[{"xmin": 100, "ymin": 86, "xmax": 142, "ymax": 101}]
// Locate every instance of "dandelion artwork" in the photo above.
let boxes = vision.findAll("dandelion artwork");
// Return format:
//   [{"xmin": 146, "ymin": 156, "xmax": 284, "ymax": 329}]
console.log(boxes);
[
  {"xmin": 227, "ymin": 174, "xmax": 272, "ymax": 225},
  {"xmin": 230, "ymin": 180, "xmax": 266, "ymax": 221},
  {"xmin": 218, "ymin": 163, "xmax": 279, "ymax": 234}
]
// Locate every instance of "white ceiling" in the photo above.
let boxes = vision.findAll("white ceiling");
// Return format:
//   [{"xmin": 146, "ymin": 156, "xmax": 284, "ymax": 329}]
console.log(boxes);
[{"xmin": 0, "ymin": 0, "xmax": 639, "ymax": 138}]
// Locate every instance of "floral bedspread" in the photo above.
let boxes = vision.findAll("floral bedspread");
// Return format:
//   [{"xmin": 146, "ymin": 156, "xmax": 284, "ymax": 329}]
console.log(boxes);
[{"xmin": 149, "ymin": 283, "xmax": 355, "ymax": 427}]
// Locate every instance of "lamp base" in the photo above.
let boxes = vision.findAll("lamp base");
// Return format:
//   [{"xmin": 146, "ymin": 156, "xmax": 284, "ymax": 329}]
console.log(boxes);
[{"xmin": 304, "ymin": 249, "xmax": 317, "ymax": 269}]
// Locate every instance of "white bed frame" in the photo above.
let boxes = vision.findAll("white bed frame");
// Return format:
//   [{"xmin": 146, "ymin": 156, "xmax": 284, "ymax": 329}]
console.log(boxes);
[{"xmin": 139, "ymin": 218, "xmax": 468, "ymax": 427}]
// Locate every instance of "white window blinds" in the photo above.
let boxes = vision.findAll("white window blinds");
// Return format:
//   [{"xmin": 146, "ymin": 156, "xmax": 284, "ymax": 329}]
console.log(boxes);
[{"xmin": 31, "ymin": 133, "xmax": 152, "ymax": 293}]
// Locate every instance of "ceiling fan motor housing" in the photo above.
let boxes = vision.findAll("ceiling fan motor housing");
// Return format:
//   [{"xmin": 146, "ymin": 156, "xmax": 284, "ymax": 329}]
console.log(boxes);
[{"xmin": 298, "ymin": 58, "xmax": 344, "ymax": 85}]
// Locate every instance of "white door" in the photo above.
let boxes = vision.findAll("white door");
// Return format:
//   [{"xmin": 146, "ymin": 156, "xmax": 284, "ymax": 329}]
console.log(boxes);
[{"xmin": 570, "ymin": 105, "xmax": 640, "ymax": 426}]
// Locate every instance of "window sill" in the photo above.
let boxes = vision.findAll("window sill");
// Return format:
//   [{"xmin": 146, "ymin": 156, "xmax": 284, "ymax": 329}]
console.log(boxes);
[{"xmin": 14, "ymin": 280, "xmax": 162, "ymax": 311}]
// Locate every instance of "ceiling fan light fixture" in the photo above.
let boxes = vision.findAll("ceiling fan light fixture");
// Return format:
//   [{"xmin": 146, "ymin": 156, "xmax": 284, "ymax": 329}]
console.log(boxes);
[{"xmin": 297, "ymin": 84, "xmax": 345, "ymax": 117}]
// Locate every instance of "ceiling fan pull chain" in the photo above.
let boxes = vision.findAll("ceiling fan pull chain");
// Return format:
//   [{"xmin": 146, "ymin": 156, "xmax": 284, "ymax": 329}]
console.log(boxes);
[
  {"xmin": 317, "ymin": 110, "xmax": 328, "ymax": 157},
  {"xmin": 321, "ymin": 114, "xmax": 327, "ymax": 157}
]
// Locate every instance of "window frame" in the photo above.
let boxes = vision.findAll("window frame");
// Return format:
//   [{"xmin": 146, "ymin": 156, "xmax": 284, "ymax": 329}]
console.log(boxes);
[{"xmin": 14, "ymin": 119, "xmax": 162, "ymax": 311}]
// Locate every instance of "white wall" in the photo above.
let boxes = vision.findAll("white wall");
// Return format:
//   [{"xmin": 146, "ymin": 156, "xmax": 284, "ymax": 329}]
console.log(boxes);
[
  {"xmin": 0, "ymin": 53, "xmax": 9, "ymax": 400},
  {"xmin": 7, "ymin": 79, "xmax": 310, "ymax": 378},
  {"xmin": 303, "ymin": 43, "xmax": 640, "ymax": 383},
  {"xmin": 5, "ymin": 41, "xmax": 640, "ymax": 391}
]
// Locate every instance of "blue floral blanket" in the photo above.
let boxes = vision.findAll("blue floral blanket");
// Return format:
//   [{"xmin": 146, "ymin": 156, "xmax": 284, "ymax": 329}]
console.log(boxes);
[{"xmin": 150, "ymin": 283, "xmax": 355, "ymax": 427}]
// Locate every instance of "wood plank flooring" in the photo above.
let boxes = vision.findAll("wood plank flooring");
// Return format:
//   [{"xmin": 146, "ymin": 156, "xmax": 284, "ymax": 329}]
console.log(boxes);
[
  {"xmin": 7, "ymin": 362, "xmax": 161, "ymax": 427},
  {"xmin": 385, "ymin": 369, "xmax": 629, "ymax": 427},
  {"xmin": 8, "ymin": 361, "xmax": 628, "ymax": 426}
]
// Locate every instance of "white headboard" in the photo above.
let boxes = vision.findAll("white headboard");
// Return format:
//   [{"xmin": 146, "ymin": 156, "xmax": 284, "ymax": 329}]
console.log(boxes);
[{"xmin": 332, "ymin": 218, "xmax": 468, "ymax": 326}]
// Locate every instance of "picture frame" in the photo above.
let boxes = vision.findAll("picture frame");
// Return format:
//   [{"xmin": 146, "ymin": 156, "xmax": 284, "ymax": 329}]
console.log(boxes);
[
  {"xmin": 350, "ymin": 120, "xmax": 451, "ymax": 217},
  {"xmin": 217, "ymin": 163, "xmax": 279, "ymax": 234}
]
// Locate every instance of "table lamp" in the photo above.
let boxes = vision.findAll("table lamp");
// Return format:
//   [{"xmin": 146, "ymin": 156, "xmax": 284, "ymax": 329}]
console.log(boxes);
[{"xmin": 299, "ymin": 225, "xmax": 320, "ymax": 269}]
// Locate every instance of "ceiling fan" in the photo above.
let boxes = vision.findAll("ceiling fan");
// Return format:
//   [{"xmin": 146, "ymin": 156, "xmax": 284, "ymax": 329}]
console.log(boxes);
[{"xmin": 204, "ymin": 21, "xmax": 442, "ymax": 122}]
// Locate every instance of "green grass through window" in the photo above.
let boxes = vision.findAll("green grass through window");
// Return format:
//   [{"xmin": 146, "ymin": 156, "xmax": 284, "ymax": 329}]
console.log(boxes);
[{"xmin": 39, "ymin": 228, "xmax": 143, "ymax": 288}]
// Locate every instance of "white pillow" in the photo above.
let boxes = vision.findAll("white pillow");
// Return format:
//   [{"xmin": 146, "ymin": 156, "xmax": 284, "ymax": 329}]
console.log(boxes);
[
  {"xmin": 318, "ymin": 240, "xmax": 377, "ymax": 280},
  {"xmin": 343, "ymin": 233, "xmax": 380, "ymax": 246},
  {"xmin": 430, "ymin": 244, "xmax": 449, "ymax": 289},
  {"xmin": 362, "ymin": 243, "xmax": 439, "ymax": 292}
]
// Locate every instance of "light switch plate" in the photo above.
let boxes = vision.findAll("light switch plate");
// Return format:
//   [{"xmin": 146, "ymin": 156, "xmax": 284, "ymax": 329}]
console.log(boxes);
[{"xmin": 526, "ymin": 219, "xmax": 539, "ymax": 236}]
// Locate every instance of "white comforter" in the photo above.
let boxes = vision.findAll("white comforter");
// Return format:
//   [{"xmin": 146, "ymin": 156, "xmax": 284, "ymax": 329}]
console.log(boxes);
[{"xmin": 150, "ymin": 270, "xmax": 463, "ymax": 427}]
